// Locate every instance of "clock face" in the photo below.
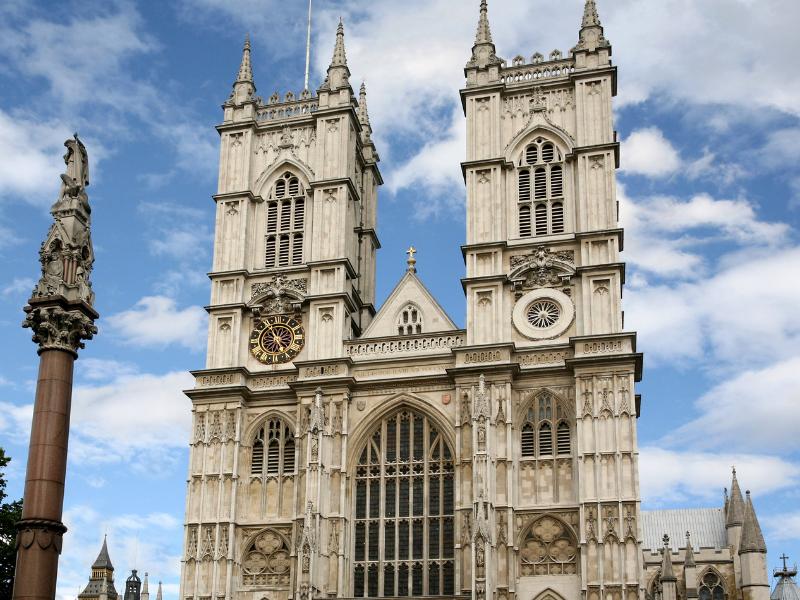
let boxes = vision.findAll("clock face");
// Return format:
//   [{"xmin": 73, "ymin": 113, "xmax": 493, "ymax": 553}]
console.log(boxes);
[{"xmin": 249, "ymin": 315, "xmax": 305, "ymax": 365}]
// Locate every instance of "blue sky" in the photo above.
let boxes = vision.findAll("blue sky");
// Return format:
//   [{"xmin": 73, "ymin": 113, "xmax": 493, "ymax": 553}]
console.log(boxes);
[{"xmin": 0, "ymin": 0, "xmax": 799, "ymax": 598}]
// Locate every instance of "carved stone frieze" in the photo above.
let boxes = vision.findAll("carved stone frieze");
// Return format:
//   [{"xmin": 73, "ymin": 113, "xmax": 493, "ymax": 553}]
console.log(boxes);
[
  {"xmin": 509, "ymin": 246, "xmax": 576, "ymax": 291},
  {"xmin": 15, "ymin": 519, "xmax": 67, "ymax": 554}
]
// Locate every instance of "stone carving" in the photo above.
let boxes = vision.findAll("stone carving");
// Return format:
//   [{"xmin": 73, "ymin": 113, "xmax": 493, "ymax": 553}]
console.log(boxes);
[
  {"xmin": 187, "ymin": 527, "xmax": 198, "ymax": 559},
  {"xmin": 461, "ymin": 512, "xmax": 472, "ymax": 546},
  {"xmin": 509, "ymin": 247, "xmax": 575, "ymax": 291},
  {"xmin": 309, "ymin": 388, "xmax": 325, "ymax": 434},
  {"xmin": 200, "ymin": 526, "xmax": 215, "ymax": 558},
  {"xmin": 251, "ymin": 274, "xmax": 308, "ymax": 315},
  {"xmin": 473, "ymin": 374, "xmax": 491, "ymax": 420},
  {"xmin": 586, "ymin": 507, "xmax": 598, "ymax": 542},
  {"xmin": 328, "ymin": 520, "xmax": 339, "ymax": 554},
  {"xmin": 15, "ymin": 520, "xmax": 66, "ymax": 555},
  {"xmin": 497, "ymin": 512, "xmax": 508, "ymax": 545},
  {"xmin": 242, "ymin": 529, "xmax": 291, "ymax": 585},
  {"xmin": 209, "ymin": 411, "xmax": 223, "ymax": 442},
  {"xmin": 22, "ymin": 305, "xmax": 97, "ymax": 354},
  {"xmin": 216, "ymin": 530, "xmax": 228, "ymax": 559}
]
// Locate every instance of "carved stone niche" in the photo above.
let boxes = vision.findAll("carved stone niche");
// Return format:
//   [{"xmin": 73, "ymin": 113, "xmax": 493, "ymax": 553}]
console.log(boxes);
[
  {"xmin": 508, "ymin": 246, "xmax": 576, "ymax": 298},
  {"xmin": 248, "ymin": 273, "xmax": 308, "ymax": 317}
]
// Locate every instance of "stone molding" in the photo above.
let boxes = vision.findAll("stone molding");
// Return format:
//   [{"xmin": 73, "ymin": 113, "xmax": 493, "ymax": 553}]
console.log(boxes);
[{"xmin": 15, "ymin": 518, "xmax": 67, "ymax": 554}]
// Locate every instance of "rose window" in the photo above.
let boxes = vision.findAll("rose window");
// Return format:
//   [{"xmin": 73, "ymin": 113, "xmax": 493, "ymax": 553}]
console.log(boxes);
[
  {"xmin": 526, "ymin": 300, "xmax": 561, "ymax": 328},
  {"xmin": 520, "ymin": 516, "xmax": 578, "ymax": 576},
  {"xmin": 242, "ymin": 530, "xmax": 291, "ymax": 586}
]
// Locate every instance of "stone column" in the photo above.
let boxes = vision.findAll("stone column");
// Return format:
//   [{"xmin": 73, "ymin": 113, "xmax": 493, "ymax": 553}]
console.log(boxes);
[
  {"xmin": 13, "ymin": 133, "xmax": 98, "ymax": 600},
  {"xmin": 14, "ymin": 301, "xmax": 97, "ymax": 600}
]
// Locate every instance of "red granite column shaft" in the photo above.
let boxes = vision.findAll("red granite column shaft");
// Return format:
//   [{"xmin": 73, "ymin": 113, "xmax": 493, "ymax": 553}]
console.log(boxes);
[{"xmin": 13, "ymin": 348, "xmax": 75, "ymax": 600}]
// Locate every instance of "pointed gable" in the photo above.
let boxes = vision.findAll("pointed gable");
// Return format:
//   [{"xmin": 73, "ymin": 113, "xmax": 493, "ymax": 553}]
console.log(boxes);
[{"xmin": 362, "ymin": 271, "xmax": 457, "ymax": 339}]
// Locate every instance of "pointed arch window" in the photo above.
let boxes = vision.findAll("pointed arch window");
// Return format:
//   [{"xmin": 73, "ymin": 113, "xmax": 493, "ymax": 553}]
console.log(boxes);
[
  {"xmin": 699, "ymin": 570, "xmax": 726, "ymax": 600},
  {"xmin": 353, "ymin": 409, "xmax": 455, "ymax": 597},
  {"xmin": 265, "ymin": 172, "xmax": 306, "ymax": 268},
  {"xmin": 251, "ymin": 418, "xmax": 295, "ymax": 477},
  {"xmin": 517, "ymin": 139, "xmax": 567, "ymax": 238},
  {"xmin": 397, "ymin": 304, "xmax": 424, "ymax": 336},
  {"xmin": 521, "ymin": 393, "xmax": 571, "ymax": 459}
]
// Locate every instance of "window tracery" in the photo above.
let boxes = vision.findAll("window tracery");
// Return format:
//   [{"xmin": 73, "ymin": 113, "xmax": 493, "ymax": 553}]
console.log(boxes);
[
  {"xmin": 241, "ymin": 529, "xmax": 291, "ymax": 586},
  {"xmin": 519, "ymin": 516, "xmax": 578, "ymax": 575},
  {"xmin": 518, "ymin": 139, "xmax": 566, "ymax": 238},
  {"xmin": 521, "ymin": 393, "xmax": 571, "ymax": 459},
  {"xmin": 353, "ymin": 409, "xmax": 455, "ymax": 597},
  {"xmin": 699, "ymin": 570, "xmax": 726, "ymax": 600},
  {"xmin": 251, "ymin": 418, "xmax": 295, "ymax": 477},
  {"xmin": 397, "ymin": 304, "xmax": 424, "ymax": 336},
  {"xmin": 265, "ymin": 172, "xmax": 305, "ymax": 268}
]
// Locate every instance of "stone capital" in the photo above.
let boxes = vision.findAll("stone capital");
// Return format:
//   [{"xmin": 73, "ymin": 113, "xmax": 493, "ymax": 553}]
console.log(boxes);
[
  {"xmin": 22, "ymin": 299, "xmax": 98, "ymax": 355},
  {"xmin": 15, "ymin": 519, "xmax": 67, "ymax": 555}
]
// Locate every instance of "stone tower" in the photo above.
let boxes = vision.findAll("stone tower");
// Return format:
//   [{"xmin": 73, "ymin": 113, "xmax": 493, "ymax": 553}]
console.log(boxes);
[
  {"xmin": 181, "ymin": 3, "xmax": 658, "ymax": 600},
  {"xmin": 460, "ymin": 1, "xmax": 642, "ymax": 600}
]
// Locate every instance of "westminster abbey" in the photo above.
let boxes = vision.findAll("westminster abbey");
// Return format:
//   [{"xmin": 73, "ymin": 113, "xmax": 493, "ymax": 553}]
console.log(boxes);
[{"xmin": 179, "ymin": 2, "xmax": 772, "ymax": 600}]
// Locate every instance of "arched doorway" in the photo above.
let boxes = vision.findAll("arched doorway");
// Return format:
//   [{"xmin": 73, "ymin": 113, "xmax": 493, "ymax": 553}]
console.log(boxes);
[{"xmin": 352, "ymin": 408, "xmax": 455, "ymax": 597}]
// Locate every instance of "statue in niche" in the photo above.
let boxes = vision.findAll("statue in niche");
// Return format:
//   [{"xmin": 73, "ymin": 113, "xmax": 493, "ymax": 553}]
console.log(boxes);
[{"xmin": 56, "ymin": 134, "xmax": 90, "ymax": 213}]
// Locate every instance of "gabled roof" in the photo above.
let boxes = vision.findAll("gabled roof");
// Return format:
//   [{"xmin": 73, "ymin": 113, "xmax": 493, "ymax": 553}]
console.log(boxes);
[{"xmin": 361, "ymin": 270, "xmax": 458, "ymax": 339}]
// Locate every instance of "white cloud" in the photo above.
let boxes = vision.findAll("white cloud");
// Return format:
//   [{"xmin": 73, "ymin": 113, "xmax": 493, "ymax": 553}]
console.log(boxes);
[
  {"xmin": 626, "ymin": 246, "xmax": 800, "ymax": 368},
  {"xmin": 0, "ymin": 401, "xmax": 33, "ymax": 443},
  {"xmin": 621, "ymin": 127, "xmax": 681, "ymax": 177},
  {"xmin": 1, "ymin": 276, "xmax": 34, "ymax": 297},
  {"xmin": 639, "ymin": 446, "xmax": 799, "ymax": 506},
  {"xmin": 76, "ymin": 358, "xmax": 139, "ymax": 381},
  {"xmin": 106, "ymin": 296, "xmax": 207, "ymax": 351},
  {"xmin": 763, "ymin": 511, "xmax": 800, "ymax": 542},
  {"xmin": 668, "ymin": 357, "xmax": 800, "ymax": 453},
  {"xmin": 0, "ymin": 110, "xmax": 73, "ymax": 204},
  {"xmin": 620, "ymin": 186, "xmax": 790, "ymax": 280}
]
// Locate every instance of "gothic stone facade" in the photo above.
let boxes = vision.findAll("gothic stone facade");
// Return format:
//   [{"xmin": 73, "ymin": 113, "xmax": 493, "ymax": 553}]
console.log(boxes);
[{"xmin": 179, "ymin": 4, "xmax": 770, "ymax": 600}]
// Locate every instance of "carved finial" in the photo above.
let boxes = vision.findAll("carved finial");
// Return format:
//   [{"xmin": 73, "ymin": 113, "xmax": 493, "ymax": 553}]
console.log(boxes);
[
  {"xmin": 581, "ymin": 0, "xmax": 602, "ymax": 28},
  {"xmin": 476, "ymin": 0, "xmax": 492, "ymax": 45},
  {"xmin": 406, "ymin": 246, "xmax": 417, "ymax": 273},
  {"xmin": 685, "ymin": 531, "xmax": 696, "ymax": 567},
  {"xmin": 468, "ymin": 0, "xmax": 502, "ymax": 68},
  {"xmin": 237, "ymin": 34, "xmax": 253, "ymax": 83},
  {"xmin": 574, "ymin": 0, "xmax": 610, "ymax": 52},
  {"xmin": 331, "ymin": 18, "xmax": 347, "ymax": 68}
]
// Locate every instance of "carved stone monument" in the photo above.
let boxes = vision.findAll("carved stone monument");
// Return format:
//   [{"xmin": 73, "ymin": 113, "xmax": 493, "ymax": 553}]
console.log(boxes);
[{"xmin": 14, "ymin": 134, "xmax": 98, "ymax": 600}]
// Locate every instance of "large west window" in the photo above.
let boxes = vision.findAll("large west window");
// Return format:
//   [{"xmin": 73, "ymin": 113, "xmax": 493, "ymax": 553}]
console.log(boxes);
[
  {"xmin": 265, "ymin": 172, "xmax": 305, "ymax": 268},
  {"xmin": 518, "ymin": 139, "xmax": 565, "ymax": 238},
  {"xmin": 353, "ymin": 409, "xmax": 455, "ymax": 597}
]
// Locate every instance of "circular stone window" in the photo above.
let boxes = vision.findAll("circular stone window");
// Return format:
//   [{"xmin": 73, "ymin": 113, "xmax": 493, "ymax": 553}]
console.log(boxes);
[{"xmin": 513, "ymin": 288, "xmax": 574, "ymax": 340}]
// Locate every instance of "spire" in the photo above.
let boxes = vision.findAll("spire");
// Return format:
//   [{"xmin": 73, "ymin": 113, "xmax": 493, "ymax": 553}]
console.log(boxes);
[
  {"xmin": 322, "ymin": 18, "xmax": 351, "ymax": 91},
  {"xmin": 685, "ymin": 531, "xmax": 696, "ymax": 567},
  {"xmin": 141, "ymin": 573, "xmax": 150, "ymax": 600},
  {"xmin": 237, "ymin": 34, "xmax": 253, "ymax": 83},
  {"xmin": 740, "ymin": 490, "xmax": 767, "ymax": 554},
  {"xmin": 331, "ymin": 18, "xmax": 347, "ymax": 68},
  {"xmin": 661, "ymin": 534, "xmax": 677, "ymax": 581},
  {"xmin": 358, "ymin": 82, "xmax": 371, "ymax": 126},
  {"xmin": 156, "ymin": 582, "xmax": 163, "ymax": 600},
  {"xmin": 92, "ymin": 536, "xmax": 114, "ymax": 570},
  {"xmin": 574, "ymin": 0, "xmax": 610, "ymax": 52},
  {"xmin": 726, "ymin": 468, "xmax": 746, "ymax": 528},
  {"xmin": 581, "ymin": 0, "xmax": 602, "ymax": 28},
  {"xmin": 475, "ymin": 0, "xmax": 492, "ymax": 45},
  {"xmin": 468, "ymin": 0, "xmax": 502, "ymax": 68}
]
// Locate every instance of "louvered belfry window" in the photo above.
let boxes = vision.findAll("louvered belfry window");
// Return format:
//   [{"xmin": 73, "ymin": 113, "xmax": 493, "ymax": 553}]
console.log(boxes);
[
  {"xmin": 251, "ymin": 418, "xmax": 295, "ymax": 476},
  {"xmin": 521, "ymin": 393, "xmax": 571, "ymax": 458},
  {"xmin": 518, "ymin": 139, "xmax": 566, "ymax": 237},
  {"xmin": 353, "ymin": 409, "xmax": 455, "ymax": 597},
  {"xmin": 265, "ymin": 172, "xmax": 306, "ymax": 268}
]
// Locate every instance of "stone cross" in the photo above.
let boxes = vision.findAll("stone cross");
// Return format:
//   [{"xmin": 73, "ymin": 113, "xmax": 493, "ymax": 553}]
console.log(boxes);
[{"xmin": 406, "ymin": 246, "xmax": 417, "ymax": 273}]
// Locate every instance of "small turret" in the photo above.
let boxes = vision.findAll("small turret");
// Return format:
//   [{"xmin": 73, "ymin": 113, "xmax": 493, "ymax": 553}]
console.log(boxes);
[
  {"xmin": 358, "ymin": 82, "xmax": 373, "ymax": 143},
  {"xmin": 739, "ymin": 491, "xmax": 770, "ymax": 600},
  {"xmin": 573, "ymin": 0, "xmax": 610, "ymax": 53},
  {"xmin": 155, "ymin": 582, "xmax": 163, "ymax": 600},
  {"xmin": 771, "ymin": 555, "xmax": 800, "ymax": 600},
  {"xmin": 660, "ymin": 535, "xmax": 678, "ymax": 600},
  {"xmin": 124, "ymin": 570, "xmax": 142, "ymax": 600},
  {"xmin": 231, "ymin": 34, "xmax": 255, "ymax": 105},
  {"xmin": 467, "ymin": 0, "xmax": 502, "ymax": 69},
  {"xmin": 323, "ymin": 19, "xmax": 350, "ymax": 91},
  {"xmin": 140, "ymin": 573, "xmax": 149, "ymax": 600},
  {"xmin": 726, "ymin": 468, "xmax": 746, "ymax": 551},
  {"xmin": 684, "ymin": 531, "xmax": 698, "ymax": 599}
]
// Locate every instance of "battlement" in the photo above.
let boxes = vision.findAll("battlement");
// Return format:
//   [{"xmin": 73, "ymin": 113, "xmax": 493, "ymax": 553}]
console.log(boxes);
[
  {"xmin": 500, "ymin": 52, "xmax": 576, "ymax": 86},
  {"xmin": 256, "ymin": 91, "xmax": 319, "ymax": 122}
]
